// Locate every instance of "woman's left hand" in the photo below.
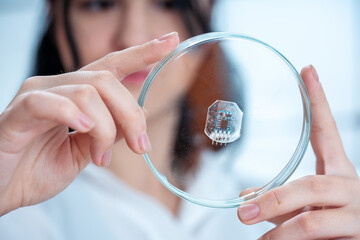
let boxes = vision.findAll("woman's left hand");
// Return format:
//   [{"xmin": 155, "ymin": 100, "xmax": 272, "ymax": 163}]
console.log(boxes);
[{"xmin": 238, "ymin": 65, "xmax": 360, "ymax": 239}]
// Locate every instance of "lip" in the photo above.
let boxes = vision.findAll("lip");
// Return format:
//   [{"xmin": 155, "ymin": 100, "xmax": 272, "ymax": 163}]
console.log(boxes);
[{"xmin": 122, "ymin": 70, "xmax": 150, "ymax": 85}]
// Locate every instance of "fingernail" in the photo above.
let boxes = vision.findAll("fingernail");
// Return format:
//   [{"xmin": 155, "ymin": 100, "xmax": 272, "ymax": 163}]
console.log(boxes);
[
  {"xmin": 101, "ymin": 150, "xmax": 112, "ymax": 167},
  {"xmin": 139, "ymin": 133, "xmax": 152, "ymax": 152},
  {"xmin": 238, "ymin": 203, "xmax": 259, "ymax": 221},
  {"xmin": 79, "ymin": 113, "xmax": 95, "ymax": 129},
  {"xmin": 310, "ymin": 65, "xmax": 319, "ymax": 82},
  {"xmin": 158, "ymin": 32, "xmax": 178, "ymax": 41}
]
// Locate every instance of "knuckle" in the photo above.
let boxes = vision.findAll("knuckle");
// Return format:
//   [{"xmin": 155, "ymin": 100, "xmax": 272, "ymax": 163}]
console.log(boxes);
[
  {"xmin": 92, "ymin": 70, "xmax": 115, "ymax": 85},
  {"xmin": 263, "ymin": 189, "xmax": 283, "ymax": 211},
  {"xmin": 103, "ymin": 52, "xmax": 117, "ymax": 63},
  {"xmin": 73, "ymin": 84, "xmax": 98, "ymax": 103},
  {"xmin": 297, "ymin": 212, "xmax": 319, "ymax": 237},
  {"xmin": 101, "ymin": 53, "xmax": 122, "ymax": 77},
  {"xmin": 23, "ymin": 91, "xmax": 42, "ymax": 112},
  {"xmin": 55, "ymin": 98, "xmax": 75, "ymax": 120},
  {"xmin": 21, "ymin": 76, "xmax": 40, "ymax": 91},
  {"xmin": 310, "ymin": 124, "xmax": 326, "ymax": 135},
  {"xmin": 305, "ymin": 175, "xmax": 327, "ymax": 195}
]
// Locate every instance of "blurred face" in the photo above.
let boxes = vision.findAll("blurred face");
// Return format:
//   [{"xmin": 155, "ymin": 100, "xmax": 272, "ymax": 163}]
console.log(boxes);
[{"xmin": 54, "ymin": 0, "xmax": 203, "ymax": 120}]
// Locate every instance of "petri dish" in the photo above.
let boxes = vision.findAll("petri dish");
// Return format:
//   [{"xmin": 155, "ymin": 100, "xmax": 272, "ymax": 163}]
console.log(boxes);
[{"xmin": 138, "ymin": 32, "xmax": 311, "ymax": 208}]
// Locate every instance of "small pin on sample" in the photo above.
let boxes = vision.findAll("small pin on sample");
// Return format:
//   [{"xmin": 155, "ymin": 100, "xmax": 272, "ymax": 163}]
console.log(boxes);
[{"xmin": 204, "ymin": 100, "xmax": 243, "ymax": 145}]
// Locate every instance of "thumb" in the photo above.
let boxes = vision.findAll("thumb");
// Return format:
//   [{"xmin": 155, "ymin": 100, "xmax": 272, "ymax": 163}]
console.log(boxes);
[{"xmin": 301, "ymin": 65, "xmax": 356, "ymax": 177}]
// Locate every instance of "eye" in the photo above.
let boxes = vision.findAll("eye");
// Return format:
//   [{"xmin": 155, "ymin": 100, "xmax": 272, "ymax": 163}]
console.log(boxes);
[
  {"xmin": 155, "ymin": 0, "xmax": 178, "ymax": 10},
  {"xmin": 81, "ymin": 0, "xmax": 116, "ymax": 12}
]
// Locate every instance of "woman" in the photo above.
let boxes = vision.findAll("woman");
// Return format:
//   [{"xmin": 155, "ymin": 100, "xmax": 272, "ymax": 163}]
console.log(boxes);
[{"xmin": 0, "ymin": 0, "xmax": 359, "ymax": 239}]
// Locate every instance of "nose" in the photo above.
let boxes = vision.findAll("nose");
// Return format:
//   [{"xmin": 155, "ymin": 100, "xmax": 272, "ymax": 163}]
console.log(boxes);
[{"xmin": 116, "ymin": 3, "xmax": 154, "ymax": 49}]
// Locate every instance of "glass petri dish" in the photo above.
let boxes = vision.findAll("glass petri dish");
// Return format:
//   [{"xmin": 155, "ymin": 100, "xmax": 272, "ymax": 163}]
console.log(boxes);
[{"xmin": 138, "ymin": 32, "xmax": 311, "ymax": 208}]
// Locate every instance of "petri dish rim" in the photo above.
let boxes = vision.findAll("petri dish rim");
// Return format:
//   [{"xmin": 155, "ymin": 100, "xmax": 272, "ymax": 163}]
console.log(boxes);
[{"xmin": 138, "ymin": 32, "xmax": 312, "ymax": 208}]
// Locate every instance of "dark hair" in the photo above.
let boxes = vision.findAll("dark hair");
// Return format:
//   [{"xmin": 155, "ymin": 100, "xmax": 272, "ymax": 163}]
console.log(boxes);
[
  {"xmin": 34, "ymin": 20, "xmax": 64, "ymax": 75},
  {"xmin": 34, "ymin": 0, "xmax": 241, "ymax": 180},
  {"xmin": 35, "ymin": 0, "xmax": 215, "ymax": 74}
]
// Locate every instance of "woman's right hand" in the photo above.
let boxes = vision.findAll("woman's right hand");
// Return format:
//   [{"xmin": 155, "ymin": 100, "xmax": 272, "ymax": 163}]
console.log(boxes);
[{"xmin": 0, "ymin": 32, "xmax": 179, "ymax": 216}]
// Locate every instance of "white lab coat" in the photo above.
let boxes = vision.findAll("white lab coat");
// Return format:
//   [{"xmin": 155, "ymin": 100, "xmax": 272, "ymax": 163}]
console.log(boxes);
[{"xmin": 0, "ymin": 153, "xmax": 273, "ymax": 240}]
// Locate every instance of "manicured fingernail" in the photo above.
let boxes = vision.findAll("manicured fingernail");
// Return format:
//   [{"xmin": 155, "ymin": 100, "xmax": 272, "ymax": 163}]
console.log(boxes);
[
  {"xmin": 238, "ymin": 203, "xmax": 259, "ymax": 221},
  {"xmin": 79, "ymin": 113, "xmax": 95, "ymax": 129},
  {"xmin": 101, "ymin": 150, "xmax": 112, "ymax": 167},
  {"xmin": 158, "ymin": 32, "xmax": 178, "ymax": 41},
  {"xmin": 310, "ymin": 65, "xmax": 319, "ymax": 82},
  {"xmin": 139, "ymin": 133, "xmax": 152, "ymax": 152}
]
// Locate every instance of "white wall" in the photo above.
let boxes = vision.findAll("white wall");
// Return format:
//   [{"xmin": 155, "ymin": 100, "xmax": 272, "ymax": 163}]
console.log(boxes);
[
  {"xmin": 212, "ymin": 0, "xmax": 360, "ymax": 178},
  {"xmin": 0, "ymin": 0, "xmax": 45, "ymax": 112}
]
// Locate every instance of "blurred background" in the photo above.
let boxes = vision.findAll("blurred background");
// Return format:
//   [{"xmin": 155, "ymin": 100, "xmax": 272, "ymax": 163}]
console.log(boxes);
[{"xmin": 0, "ymin": 0, "xmax": 359, "ymax": 179}]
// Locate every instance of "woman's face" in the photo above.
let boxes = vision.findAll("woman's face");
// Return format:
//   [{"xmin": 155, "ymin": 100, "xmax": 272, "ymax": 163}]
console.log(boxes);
[{"xmin": 54, "ymin": 0, "xmax": 203, "ymax": 119}]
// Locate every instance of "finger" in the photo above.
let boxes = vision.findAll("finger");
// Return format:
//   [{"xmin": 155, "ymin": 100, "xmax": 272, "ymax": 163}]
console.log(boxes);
[
  {"xmin": 81, "ymin": 32, "xmax": 179, "ymax": 79},
  {"xmin": 239, "ymin": 187, "xmax": 260, "ymax": 197},
  {"xmin": 266, "ymin": 206, "xmax": 320, "ymax": 226},
  {"xmin": 238, "ymin": 187, "xmax": 305, "ymax": 225},
  {"xmin": 258, "ymin": 209, "xmax": 358, "ymax": 240},
  {"xmin": 301, "ymin": 65, "xmax": 356, "ymax": 176},
  {"xmin": 237, "ymin": 175, "xmax": 355, "ymax": 225},
  {"xmin": 19, "ymin": 32, "xmax": 179, "ymax": 93},
  {"xmin": 239, "ymin": 187, "xmax": 260, "ymax": 202},
  {"xmin": 47, "ymin": 85, "xmax": 116, "ymax": 167},
  {"xmin": 0, "ymin": 91, "xmax": 94, "ymax": 153},
  {"xmin": 239, "ymin": 187, "xmax": 304, "ymax": 226},
  {"xmin": 41, "ymin": 71, "xmax": 150, "ymax": 154}
]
